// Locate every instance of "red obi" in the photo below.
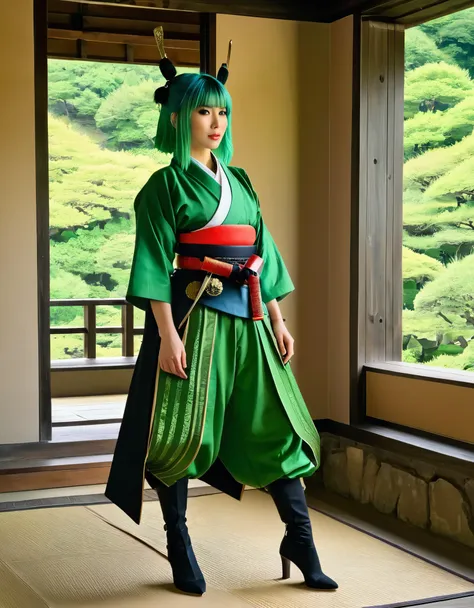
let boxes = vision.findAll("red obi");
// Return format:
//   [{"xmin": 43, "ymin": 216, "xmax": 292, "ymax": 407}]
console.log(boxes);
[{"xmin": 176, "ymin": 225, "xmax": 264, "ymax": 321}]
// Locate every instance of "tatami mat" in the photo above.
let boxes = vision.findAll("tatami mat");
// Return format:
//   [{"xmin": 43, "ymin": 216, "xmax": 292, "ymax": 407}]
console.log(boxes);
[{"xmin": 0, "ymin": 490, "xmax": 473, "ymax": 608}]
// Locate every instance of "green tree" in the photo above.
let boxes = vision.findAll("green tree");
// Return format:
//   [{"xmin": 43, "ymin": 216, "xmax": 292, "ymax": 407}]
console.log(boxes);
[
  {"xmin": 414, "ymin": 252, "xmax": 474, "ymax": 321},
  {"xmin": 404, "ymin": 130, "xmax": 474, "ymax": 191},
  {"xmin": 95, "ymin": 81, "xmax": 161, "ymax": 150},
  {"xmin": 404, "ymin": 62, "xmax": 473, "ymax": 119},
  {"xmin": 402, "ymin": 246, "xmax": 444, "ymax": 309},
  {"xmin": 404, "ymin": 94, "xmax": 474, "ymax": 159},
  {"xmin": 48, "ymin": 60, "xmax": 164, "ymax": 132},
  {"xmin": 49, "ymin": 115, "xmax": 161, "ymax": 235},
  {"xmin": 405, "ymin": 28, "xmax": 452, "ymax": 71},
  {"xmin": 419, "ymin": 8, "xmax": 474, "ymax": 78},
  {"xmin": 403, "ymin": 131, "xmax": 474, "ymax": 261}
]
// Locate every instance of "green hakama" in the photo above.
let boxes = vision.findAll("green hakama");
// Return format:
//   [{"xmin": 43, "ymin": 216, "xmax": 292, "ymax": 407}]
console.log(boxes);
[{"xmin": 106, "ymin": 157, "xmax": 320, "ymax": 523}]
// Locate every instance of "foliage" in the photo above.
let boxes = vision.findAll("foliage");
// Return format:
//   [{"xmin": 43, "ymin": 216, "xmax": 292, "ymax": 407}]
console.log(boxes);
[
  {"xmin": 404, "ymin": 62, "xmax": 473, "ymax": 119},
  {"xmin": 405, "ymin": 28, "xmax": 452, "ymax": 71},
  {"xmin": 404, "ymin": 131, "xmax": 474, "ymax": 190},
  {"xmin": 47, "ymin": 60, "xmax": 174, "ymax": 359},
  {"xmin": 419, "ymin": 8, "xmax": 474, "ymax": 78},
  {"xmin": 413, "ymin": 253, "xmax": 474, "ymax": 319},
  {"xmin": 402, "ymin": 12, "xmax": 474, "ymax": 372},
  {"xmin": 95, "ymin": 81, "xmax": 161, "ymax": 150},
  {"xmin": 48, "ymin": 60, "xmax": 163, "ymax": 122},
  {"xmin": 404, "ymin": 95, "xmax": 474, "ymax": 158},
  {"xmin": 403, "ymin": 246, "xmax": 444, "ymax": 279}
]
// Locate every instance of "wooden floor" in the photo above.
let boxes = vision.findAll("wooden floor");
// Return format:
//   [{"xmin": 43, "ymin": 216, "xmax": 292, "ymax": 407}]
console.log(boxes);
[{"xmin": 52, "ymin": 394, "xmax": 126, "ymax": 425}]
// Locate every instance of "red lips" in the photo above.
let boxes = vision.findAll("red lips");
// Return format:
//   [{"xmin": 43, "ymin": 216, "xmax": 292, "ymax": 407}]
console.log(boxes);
[{"xmin": 209, "ymin": 135, "xmax": 221, "ymax": 140}]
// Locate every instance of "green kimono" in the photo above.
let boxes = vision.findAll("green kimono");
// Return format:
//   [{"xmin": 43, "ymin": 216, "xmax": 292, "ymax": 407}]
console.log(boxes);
[{"xmin": 105, "ymin": 157, "xmax": 320, "ymax": 524}]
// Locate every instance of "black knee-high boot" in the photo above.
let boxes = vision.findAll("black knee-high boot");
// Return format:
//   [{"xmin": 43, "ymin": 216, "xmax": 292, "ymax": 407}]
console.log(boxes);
[
  {"xmin": 267, "ymin": 478, "xmax": 338, "ymax": 590},
  {"xmin": 155, "ymin": 478, "xmax": 206, "ymax": 595}
]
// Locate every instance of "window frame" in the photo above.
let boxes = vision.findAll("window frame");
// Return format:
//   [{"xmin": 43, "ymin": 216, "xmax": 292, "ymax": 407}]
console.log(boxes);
[
  {"xmin": 35, "ymin": 2, "xmax": 212, "ymax": 441},
  {"xmin": 354, "ymin": 18, "xmax": 474, "ymax": 433}
]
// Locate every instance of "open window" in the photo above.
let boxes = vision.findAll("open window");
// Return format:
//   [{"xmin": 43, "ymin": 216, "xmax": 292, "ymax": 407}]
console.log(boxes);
[
  {"xmin": 38, "ymin": 0, "xmax": 208, "ymax": 440},
  {"xmin": 358, "ymin": 8, "xmax": 474, "ymax": 443}
]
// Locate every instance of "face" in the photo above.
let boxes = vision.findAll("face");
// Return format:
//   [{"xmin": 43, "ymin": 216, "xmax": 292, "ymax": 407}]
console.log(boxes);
[{"xmin": 189, "ymin": 106, "xmax": 228, "ymax": 151}]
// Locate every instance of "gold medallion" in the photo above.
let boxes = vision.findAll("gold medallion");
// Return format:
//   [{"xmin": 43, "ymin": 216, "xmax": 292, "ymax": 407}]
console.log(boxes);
[
  {"xmin": 185, "ymin": 281, "xmax": 202, "ymax": 300},
  {"xmin": 205, "ymin": 278, "xmax": 224, "ymax": 297}
]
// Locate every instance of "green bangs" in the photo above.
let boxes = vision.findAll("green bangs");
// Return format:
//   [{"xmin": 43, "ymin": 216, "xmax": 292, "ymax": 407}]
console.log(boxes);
[{"xmin": 155, "ymin": 73, "xmax": 233, "ymax": 170}]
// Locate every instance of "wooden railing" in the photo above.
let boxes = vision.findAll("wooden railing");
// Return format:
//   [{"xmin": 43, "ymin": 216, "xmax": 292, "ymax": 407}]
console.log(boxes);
[{"xmin": 50, "ymin": 298, "xmax": 143, "ymax": 359}]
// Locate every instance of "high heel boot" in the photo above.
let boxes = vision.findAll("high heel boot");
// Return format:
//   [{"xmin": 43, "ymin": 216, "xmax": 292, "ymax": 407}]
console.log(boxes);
[
  {"xmin": 156, "ymin": 478, "xmax": 206, "ymax": 595},
  {"xmin": 267, "ymin": 478, "xmax": 338, "ymax": 590}
]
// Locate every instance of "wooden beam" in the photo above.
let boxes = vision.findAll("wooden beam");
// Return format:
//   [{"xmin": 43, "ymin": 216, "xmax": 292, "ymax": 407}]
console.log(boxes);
[
  {"xmin": 81, "ymin": 16, "xmax": 199, "ymax": 36},
  {"xmin": 48, "ymin": 16, "xmax": 200, "ymax": 38},
  {"xmin": 48, "ymin": 28, "xmax": 199, "ymax": 50},
  {"xmin": 331, "ymin": 0, "xmax": 474, "ymax": 23},
  {"xmin": 52, "ymin": 0, "xmax": 474, "ymax": 24},
  {"xmin": 49, "ymin": 0, "xmax": 201, "ymax": 24},
  {"xmin": 48, "ymin": 38, "xmax": 200, "ymax": 65},
  {"xmin": 59, "ymin": 0, "xmax": 335, "ymax": 23},
  {"xmin": 0, "ymin": 461, "xmax": 111, "ymax": 492}
]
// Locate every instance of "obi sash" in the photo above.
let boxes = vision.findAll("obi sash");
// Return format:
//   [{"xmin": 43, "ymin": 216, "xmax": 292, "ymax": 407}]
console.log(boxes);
[{"xmin": 171, "ymin": 225, "xmax": 265, "ymax": 326}]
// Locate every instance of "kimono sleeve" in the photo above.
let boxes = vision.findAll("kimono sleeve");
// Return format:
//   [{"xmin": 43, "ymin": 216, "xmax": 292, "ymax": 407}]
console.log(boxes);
[
  {"xmin": 237, "ymin": 168, "xmax": 295, "ymax": 303},
  {"xmin": 126, "ymin": 177, "xmax": 177, "ymax": 310}
]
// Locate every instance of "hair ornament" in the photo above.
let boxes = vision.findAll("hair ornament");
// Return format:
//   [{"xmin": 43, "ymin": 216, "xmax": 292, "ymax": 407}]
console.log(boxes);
[
  {"xmin": 217, "ymin": 40, "xmax": 232, "ymax": 85},
  {"xmin": 153, "ymin": 26, "xmax": 178, "ymax": 105}
]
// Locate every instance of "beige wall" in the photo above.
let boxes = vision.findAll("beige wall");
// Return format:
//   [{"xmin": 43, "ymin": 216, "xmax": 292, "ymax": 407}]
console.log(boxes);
[
  {"xmin": 0, "ymin": 10, "xmax": 353, "ymax": 446},
  {"xmin": 216, "ymin": 15, "xmax": 353, "ymax": 419},
  {"xmin": 3, "ymin": 8, "xmax": 461, "ymax": 445},
  {"xmin": 367, "ymin": 372, "xmax": 474, "ymax": 443},
  {"xmin": 296, "ymin": 22, "xmax": 331, "ymax": 420},
  {"xmin": 328, "ymin": 17, "xmax": 353, "ymax": 423},
  {"xmin": 216, "ymin": 15, "xmax": 301, "ymax": 333},
  {"xmin": 51, "ymin": 369, "xmax": 132, "ymax": 398},
  {"xmin": 0, "ymin": 0, "xmax": 40, "ymax": 444}
]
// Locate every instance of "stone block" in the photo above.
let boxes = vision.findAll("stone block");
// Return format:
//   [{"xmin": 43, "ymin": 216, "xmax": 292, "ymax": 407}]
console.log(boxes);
[
  {"xmin": 323, "ymin": 451, "xmax": 350, "ymax": 497},
  {"xmin": 346, "ymin": 446, "xmax": 364, "ymax": 501},
  {"xmin": 412, "ymin": 461, "xmax": 436, "ymax": 483},
  {"xmin": 397, "ymin": 474, "xmax": 429, "ymax": 529},
  {"xmin": 430, "ymin": 479, "xmax": 474, "ymax": 548},
  {"xmin": 465, "ymin": 479, "xmax": 474, "ymax": 517},
  {"xmin": 361, "ymin": 454, "xmax": 380, "ymax": 504},
  {"xmin": 321, "ymin": 434, "xmax": 340, "ymax": 460},
  {"xmin": 373, "ymin": 463, "xmax": 402, "ymax": 515}
]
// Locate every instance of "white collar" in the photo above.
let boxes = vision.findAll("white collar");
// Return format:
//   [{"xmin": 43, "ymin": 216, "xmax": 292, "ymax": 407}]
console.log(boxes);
[{"xmin": 191, "ymin": 153, "xmax": 221, "ymax": 184}]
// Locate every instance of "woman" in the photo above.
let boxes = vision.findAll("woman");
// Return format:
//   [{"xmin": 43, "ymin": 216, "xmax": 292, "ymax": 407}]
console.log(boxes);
[{"xmin": 105, "ymin": 48, "xmax": 337, "ymax": 596}]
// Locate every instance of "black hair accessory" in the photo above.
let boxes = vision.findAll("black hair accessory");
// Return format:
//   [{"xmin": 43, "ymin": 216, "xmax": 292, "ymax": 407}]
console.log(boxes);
[
  {"xmin": 217, "ymin": 40, "xmax": 232, "ymax": 85},
  {"xmin": 153, "ymin": 28, "xmax": 178, "ymax": 105}
]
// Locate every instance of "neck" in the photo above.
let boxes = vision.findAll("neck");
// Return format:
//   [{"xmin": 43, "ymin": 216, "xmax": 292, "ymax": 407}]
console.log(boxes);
[{"xmin": 191, "ymin": 148, "xmax": 215, "ymax": 171}]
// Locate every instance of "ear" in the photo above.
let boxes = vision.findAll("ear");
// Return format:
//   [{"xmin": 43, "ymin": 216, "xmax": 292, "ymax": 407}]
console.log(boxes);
[{"xmin": 170, "ymin": 112, "xmax": 177, "ymax": 129}]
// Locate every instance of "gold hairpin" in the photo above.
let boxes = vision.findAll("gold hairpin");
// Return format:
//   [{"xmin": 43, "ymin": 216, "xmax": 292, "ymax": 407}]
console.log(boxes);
[
  {"xmin": 153, "ymin": 26, "xmax": 166, "ymax": 60},
  {"xmin": 226, "ymin": 40, "xmax": 233, "ymax": 67}
]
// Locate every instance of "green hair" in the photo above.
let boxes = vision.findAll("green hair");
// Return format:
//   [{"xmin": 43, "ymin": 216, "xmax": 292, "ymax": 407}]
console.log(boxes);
[{"xmin": 155, "ymin": 73, "xmax": 233, "ymax": 170}]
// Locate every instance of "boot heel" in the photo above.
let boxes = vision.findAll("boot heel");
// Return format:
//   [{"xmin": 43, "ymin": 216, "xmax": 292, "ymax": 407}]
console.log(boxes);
[{"xmin": 281, "ymin": 555, "xmax": 291, "ymax": 580}]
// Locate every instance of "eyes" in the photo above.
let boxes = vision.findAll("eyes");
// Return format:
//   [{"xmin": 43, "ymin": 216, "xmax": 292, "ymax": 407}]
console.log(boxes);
[{"xmin": 197, "ymin": 108, "xmax": 228, "ymax": 116}]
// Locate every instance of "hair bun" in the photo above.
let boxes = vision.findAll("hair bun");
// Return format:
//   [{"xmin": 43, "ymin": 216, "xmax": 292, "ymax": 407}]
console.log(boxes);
[
  {"xmin": 217, "ymin": 64, "xmax": 229, "ymax": 85},
  {"xmin": 159, "ymin": 57, "xmax": 177, "ymax": 81},
  {"xmin": 154, "ymin": 85, "xmax": 170, "ymax": 105}
]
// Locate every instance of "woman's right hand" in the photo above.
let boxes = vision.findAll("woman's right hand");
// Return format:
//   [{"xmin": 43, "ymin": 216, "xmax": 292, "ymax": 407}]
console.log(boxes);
[{"xmin": 158, "ymin": 330, "xmax": 188, "ymax": 379}]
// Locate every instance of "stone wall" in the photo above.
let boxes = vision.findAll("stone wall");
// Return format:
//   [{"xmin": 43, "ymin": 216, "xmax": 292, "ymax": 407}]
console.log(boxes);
[{"xmin": 315, "ymin": 433, "xmax": 474, "ymax": 549}]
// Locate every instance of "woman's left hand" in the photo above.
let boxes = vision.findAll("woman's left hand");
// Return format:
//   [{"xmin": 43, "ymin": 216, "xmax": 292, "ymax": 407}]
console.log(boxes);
[{"xmin": 271, "ymin": 319, "xmax": 294, "ymax": 365}]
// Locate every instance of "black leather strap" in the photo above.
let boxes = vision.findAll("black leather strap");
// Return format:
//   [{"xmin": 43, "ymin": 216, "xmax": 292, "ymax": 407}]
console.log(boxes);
[{"xmin": 176, "ymin": 243, "xmax": 257, "ymax": 260}]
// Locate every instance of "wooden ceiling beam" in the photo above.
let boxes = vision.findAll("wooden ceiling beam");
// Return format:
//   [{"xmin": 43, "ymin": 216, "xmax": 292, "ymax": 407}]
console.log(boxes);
[
  {"xmin": 48, "ymin": 15, "xmax": 200, "ymax": 38},
  {"xmin": 48, "ymin": 0, "xmax": 201, "ymax": 23},
  {"xmin": 48, "ymin": 37, "xmax": 199, "ymax": 65},
  {"xmin": 48, "ymin": 28, "xmax": 199, "ymax": 49},
  {"xmin": 330, "ymin": 0, "xmax": 474, "ymax": 22},
  {"xmin": 58, "ymin": 0, "xmax": 334, "ymax": 23},
  {"xmin": 51, "ymin": 0, "xmax": 474, "ymax": 26}
]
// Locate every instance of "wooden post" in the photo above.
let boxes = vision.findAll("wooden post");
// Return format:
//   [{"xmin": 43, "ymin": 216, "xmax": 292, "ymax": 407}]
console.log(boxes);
[
  {"xmin": 122, "ymin": 303, "xmax": 135, "ymax": 357},
  {"xmin": 84, "ymin": 303, "xmax": 97, "ymax": 359}
]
